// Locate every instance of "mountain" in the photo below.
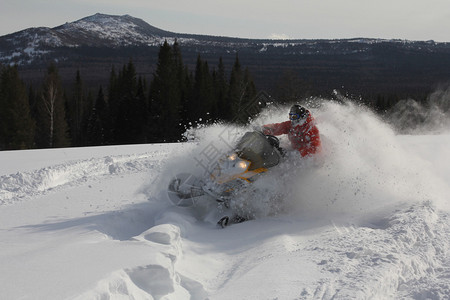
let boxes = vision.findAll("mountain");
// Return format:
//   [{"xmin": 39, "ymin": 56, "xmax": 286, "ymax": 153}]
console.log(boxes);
[
  {"xmin": 0, "ymin": 13, "xmax": 258, "ymax": 65},
  {"xmin": 1, "ymin": 13, "xmax": 450, "ymax": 97}
]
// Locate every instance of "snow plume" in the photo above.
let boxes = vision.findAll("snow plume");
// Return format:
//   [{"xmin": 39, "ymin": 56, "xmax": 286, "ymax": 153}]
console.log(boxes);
[
  {"xmin": 237, "ymin": 100, "xmax": 444, "ymax": 223},
  {"xmin": 152, "ymin": 123, "xmax": 248, "ymax": 201},
  {"xmin": 159, "ymin": 123, "xmax": 244, "ymax": 175},
  {"xmin": 159, "ymin": 99, "xmax": 449, "ymax": 225},
  {"xmin": 284, "ymin": 100, "xmax": 447, "ymax": 222},
  {"xmin": 386, "ymin": 85, "xmax": 450, "ymax": 134}
]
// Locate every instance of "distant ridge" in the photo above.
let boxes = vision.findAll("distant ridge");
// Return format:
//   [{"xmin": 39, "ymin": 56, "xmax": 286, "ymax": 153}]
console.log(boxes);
[{"xmin": 1, "ymin": 13, "xmax": 450, "ymax": 97}]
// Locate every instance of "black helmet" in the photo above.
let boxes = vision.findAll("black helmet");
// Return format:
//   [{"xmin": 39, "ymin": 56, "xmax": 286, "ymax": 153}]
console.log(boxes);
[{"xmin": 289, "ymin": 104, "xmax": 307, "ymax": 121}]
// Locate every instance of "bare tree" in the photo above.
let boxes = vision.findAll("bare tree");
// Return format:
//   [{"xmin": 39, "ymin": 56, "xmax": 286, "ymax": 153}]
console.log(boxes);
[
  {"xmin": 41, "ymin": 81, "xmax": 58, "ymax": 147},
  {"xmin": 36, "ymin": 64, "xmax": 69, "ymax": 148}
]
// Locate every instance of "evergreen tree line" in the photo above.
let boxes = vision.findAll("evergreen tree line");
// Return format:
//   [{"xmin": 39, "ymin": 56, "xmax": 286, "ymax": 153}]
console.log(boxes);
[{"xmin": 0, "ymin": 40, "xmax": 258, "ymax": 150}]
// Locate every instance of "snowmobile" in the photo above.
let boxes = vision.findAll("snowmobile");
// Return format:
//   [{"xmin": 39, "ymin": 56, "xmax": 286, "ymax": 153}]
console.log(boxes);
[{"xmin": 167, "ymin": 131, "xmax": 283, "ymax": 227}]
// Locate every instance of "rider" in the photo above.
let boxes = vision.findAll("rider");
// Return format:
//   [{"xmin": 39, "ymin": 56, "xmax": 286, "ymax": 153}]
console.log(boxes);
[{"xmin": 262, "ymin": 104, "xmax": 321, "ymax": 157}]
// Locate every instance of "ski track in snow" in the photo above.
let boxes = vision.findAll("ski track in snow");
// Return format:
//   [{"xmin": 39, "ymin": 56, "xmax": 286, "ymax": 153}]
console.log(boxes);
[
  {"xmin": 0, "ymin": 151, "xmax": 167, "ymax": 205},
  {"xmin": 1, "ymin": 104, "xmax": 450, "ymax": 299}
]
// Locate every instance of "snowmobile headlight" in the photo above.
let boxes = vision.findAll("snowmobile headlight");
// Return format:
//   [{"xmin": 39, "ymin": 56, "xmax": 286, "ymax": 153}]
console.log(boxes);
[
  {"xmin": 228, "ymin": 153, "xmax": 238, "ymax": 161},
  {"xmin": 237, "ymin": 160, "xmax": 249, "ymax": 170}
]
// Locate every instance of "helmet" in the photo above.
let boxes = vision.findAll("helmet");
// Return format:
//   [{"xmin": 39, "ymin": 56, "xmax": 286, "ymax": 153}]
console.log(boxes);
[{"xmin": 289, "ymin": 104, "xmax": 307, "ymax": 121}]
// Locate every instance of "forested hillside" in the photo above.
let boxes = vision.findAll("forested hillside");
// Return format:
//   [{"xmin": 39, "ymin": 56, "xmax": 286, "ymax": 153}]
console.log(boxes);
[{"xmin": 0, "ymin": 41, "xmax": 260, "ymax": 149}]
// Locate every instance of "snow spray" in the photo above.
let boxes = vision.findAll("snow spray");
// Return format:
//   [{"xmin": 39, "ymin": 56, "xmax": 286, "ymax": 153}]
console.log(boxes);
[
  {"xmin": 156, "ymin": 98, "xmax": 449, "ymax": 224},
  {"xmin": 263, "ymin": 99, "xmax": 449, "ymax": 223}
]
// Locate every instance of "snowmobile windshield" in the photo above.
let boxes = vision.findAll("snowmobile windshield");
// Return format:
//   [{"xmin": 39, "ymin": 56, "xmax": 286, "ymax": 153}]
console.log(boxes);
[{"xmin": 235, "ymin": 131, "xmax": 281, "ymax": 170}]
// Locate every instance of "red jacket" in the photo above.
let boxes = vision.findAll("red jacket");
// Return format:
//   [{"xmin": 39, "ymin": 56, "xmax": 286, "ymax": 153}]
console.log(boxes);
[{"xmin": 263, "ymin": 114, "xmax": 321, "ymax": 157}]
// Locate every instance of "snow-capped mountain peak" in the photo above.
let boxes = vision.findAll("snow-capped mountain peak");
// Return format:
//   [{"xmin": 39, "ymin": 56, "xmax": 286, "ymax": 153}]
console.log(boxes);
[
  {"xmin": 53, "ymin": 13, "xmax": 174, "ymax": 47},
  {"xmin": 0, "ymin": 13, "xmax": 179, "ymax": 65}
]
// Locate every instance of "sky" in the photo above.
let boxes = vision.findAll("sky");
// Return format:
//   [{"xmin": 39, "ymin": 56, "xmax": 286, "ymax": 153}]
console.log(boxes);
[{"xmin": 1, "ymin": 0, "xmax": 450, "ymax": 42}]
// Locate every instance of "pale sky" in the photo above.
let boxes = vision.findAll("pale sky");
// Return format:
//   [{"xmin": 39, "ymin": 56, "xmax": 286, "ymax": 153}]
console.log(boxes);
[{"xmin": 1, "ymin": 0, "xmax": 450, "ymax": 42}]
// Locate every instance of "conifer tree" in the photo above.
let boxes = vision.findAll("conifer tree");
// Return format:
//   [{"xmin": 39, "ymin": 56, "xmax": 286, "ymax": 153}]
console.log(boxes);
[
  {"xmin": 0, "ymin": 65, "xmax": 35, "ymax": 149},
  {"xmin": 148, "ymin": 40, "xmax": 182, "ymax": 142},
  {"xmin": 228, "ymin": 55, "xmax": 247, "ymax": 123},
  {"xmin": 192, "ymin": 55, "xmax": 216, "ymax": 123},
  {"xmin": 68, "ymin": 70, "xmax": 85, "ymax": 146},
  {"xmin": 243, "ymin": 67, "xmax": 257, "ymax": 107},
  {"xmin": 214, "ymin": 57, "xmax": 230, "ymax": 121},
  {"xmin": 105, "ymin": 66, "xmax": 118, "ymax": 144},
  {"xmin": 114, "ymin": 60, "xmax": 139, "ymax": 144},
  {"xmin": 86, "ymin": 86, "xmax": 108, "ymax": 145},
  {"xmin": 133, "ymin": 76, "xmax": 149, "ymax": 142},
  {"xmin": 178, "ymin": 66, "xmax": 193, "ymax": 131},
  {"xmin": 227, "ymin": 55, "xmax": 258, "ymax": 124},
  {"xmin": 173, "ymin": 40, "xmax": 192, "ymax": 130},
  {"xmin": 80, "ymin": 90, "xmax": 94, "ymax": 145},
  {"xmin": 28, "ymin": 85, "xmax": 38, "ymax": 129},
  {"xmin": 228, "ymin": 55, "xmax": 243, "ymax": 121}
]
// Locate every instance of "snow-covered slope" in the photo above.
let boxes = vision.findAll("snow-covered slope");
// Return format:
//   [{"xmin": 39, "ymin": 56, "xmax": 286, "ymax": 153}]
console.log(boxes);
[
  {"xmin": 0, "ymin": 13, "xmax": 178, "ymax": 65},
  {"xmin": 54, "ymin": 13, "xmax": 176, "ymax": 47},
  {"xmin": 1, "ymin": 101, "xmax": 449, "ymax": 299}
]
